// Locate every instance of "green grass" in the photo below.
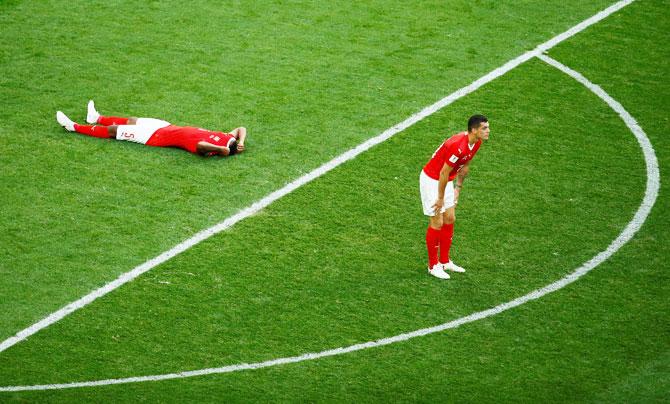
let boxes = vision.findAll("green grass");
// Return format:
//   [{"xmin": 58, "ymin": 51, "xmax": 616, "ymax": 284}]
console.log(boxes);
[{"xmin": 1, "ymin": 0, "xmax": 668, "ymax": 402}]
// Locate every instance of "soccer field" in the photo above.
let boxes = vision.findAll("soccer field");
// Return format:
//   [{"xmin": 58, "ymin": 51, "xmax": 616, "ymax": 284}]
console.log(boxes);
[{"xmin": 1, "ymin": 0, "xmax": 668, "ymax": 402}]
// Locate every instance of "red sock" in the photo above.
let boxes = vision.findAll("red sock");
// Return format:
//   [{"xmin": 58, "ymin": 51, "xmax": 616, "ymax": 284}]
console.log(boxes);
[
  {"xmin": 426, "ymin": 226, "xmax": 440, "ymax": 269},
  {"xmin": 97, "ymin": 116, "xmax": 129, "ymax": 126},
  {"xmin": 74, "ymin": 124, "xmax": 112, "ymax": 138},
  {"xmin": 439, "ymin": 223, "xmax": 454, "ymax": 264}
]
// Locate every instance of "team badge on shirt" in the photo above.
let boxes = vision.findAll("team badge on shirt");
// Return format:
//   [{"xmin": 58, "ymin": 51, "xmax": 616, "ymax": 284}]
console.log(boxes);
[{"xmin": 449, "ymin": 154, "xmax": 459, "ymax": 164}]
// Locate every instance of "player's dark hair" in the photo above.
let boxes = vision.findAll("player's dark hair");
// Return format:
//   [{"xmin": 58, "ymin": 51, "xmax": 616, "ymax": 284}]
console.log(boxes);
[
  {"xmin": 468, "ymin": 114, "xmax": 488, "ymax": 132},
  {"xmin": 228, "ymin": 141, "xmax": 238, "ymax": 156}
]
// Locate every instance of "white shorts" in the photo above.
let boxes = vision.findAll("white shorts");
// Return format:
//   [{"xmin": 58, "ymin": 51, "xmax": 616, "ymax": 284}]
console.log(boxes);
[
  {"xmin": 419, "ymin": 170, "xmax": 455, "ymax": 216},
  {"xmin": 116, "ymin": 118, "xmax": 171, "ymax": 144}
]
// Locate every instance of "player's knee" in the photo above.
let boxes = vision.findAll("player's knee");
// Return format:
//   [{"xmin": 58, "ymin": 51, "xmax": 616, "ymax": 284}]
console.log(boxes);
[
  {"xmin": 444, "ymin": 212, "xmax": 456, "ymax": 224},
  {"xmin": 107, "ymin": 125, "xmax": 118, "ymax": 137},
  {"xmin": 429, "ymin": 215, "xmax": 443, "ymax": 229}
]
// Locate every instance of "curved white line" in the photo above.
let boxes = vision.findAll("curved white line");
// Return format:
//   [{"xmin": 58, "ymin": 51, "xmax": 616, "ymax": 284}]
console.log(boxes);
[{"xmin": 2, "ymin": 1, "xmax": 653, "ymax": 393}]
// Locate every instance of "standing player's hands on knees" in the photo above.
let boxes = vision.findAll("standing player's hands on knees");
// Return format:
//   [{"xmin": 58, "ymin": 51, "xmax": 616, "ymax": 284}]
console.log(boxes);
[{"xmin": 432, "ymin": 197, "xmax": 444, "ymax": 213}]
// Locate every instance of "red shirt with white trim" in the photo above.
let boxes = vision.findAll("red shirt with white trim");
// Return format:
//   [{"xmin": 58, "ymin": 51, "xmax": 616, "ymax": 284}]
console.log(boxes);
[
  {"xmin": 423, "ymin": 132, "xmax": 481, "ymax": 181},
  {"xmin": 147, "ymin": 125, "xmax": 235, "ymax": 155}
]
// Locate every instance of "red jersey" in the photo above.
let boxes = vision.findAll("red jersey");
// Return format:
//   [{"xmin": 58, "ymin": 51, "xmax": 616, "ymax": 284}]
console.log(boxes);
[
  {"xmin": 423, "ymin": 132, "xmax": 481, "ymax": 181},
  {"xmin": 147, "ymin": 125, "xmax": 235, "ymax": 155}
]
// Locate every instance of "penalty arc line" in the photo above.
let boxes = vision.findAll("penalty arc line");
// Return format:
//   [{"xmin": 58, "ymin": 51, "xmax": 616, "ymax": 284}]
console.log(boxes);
[
  {"xmin": 0, "ymin": 50, "xmax": 660, "ymax": 392},
  {"xmin": 0, "ymin": 0, "xmax": 650, "ymax": 392}
]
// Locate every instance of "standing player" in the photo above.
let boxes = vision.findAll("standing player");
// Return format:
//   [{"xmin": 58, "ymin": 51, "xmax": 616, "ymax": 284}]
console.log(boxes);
[
  {"xmin": 56, "ymin": 101, "xmax": 247, "ymax": 157},
  {"xmin": 420, "ymin": 115, "xmax": 490, "ymax": 279}
]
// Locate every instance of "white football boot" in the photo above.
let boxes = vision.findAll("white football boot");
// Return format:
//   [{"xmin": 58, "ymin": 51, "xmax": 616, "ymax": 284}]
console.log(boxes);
[
  {"xmin": 428, "ymin": 264, "xmax": 450, "ymax": 280},
  {"xmin": 443, "ymin": 260, "xmax": 466, "ymax": 273},
  {"xmin": 86, "ymin": 100, "xmax": 100, "ymax": 124},
  {"xmin": 56, "ymin": 111, "xmax": 75, "ymax": 132}
]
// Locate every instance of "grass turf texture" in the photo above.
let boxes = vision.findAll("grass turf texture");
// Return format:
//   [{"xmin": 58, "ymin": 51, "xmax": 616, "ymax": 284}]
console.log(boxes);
[{"xmin": 1, "ymin": 0, "xmax": 668, "ymax": 402}]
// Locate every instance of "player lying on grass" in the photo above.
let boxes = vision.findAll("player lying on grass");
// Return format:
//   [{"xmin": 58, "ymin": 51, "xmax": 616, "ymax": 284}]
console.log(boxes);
[
  {"xmin": 420, "ymin": 114, "xmax": 490, "ymax": 280},
  {"xmin": 57, "ymin": 101, "xmax": 247, "ymax": 157}
]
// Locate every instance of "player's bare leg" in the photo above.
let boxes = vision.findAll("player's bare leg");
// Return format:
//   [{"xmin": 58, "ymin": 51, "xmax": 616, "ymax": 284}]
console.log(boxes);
[
  {"xmin": 429, "ymin": 215, "xmax": 443, "ymax": 229},
  {"xmin": 106, "ymin": 125, "xmax": 119, "ymax": 137}
]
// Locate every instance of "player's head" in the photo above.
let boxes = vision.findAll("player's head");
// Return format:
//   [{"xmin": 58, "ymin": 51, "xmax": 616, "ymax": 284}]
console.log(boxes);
[
  {"xmin": 468, "ymin": 114, "xmax": 490, "ymax": 140},
  {"xmin": 227, "ymin": 141, "xmax": 239, "ymax": 156}
]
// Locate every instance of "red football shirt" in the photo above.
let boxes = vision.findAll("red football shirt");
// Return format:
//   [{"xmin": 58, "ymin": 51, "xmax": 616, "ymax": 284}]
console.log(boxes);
[
  {"xmin": 147, "ymin": 125, "xmax": 235, "ymax": 155},
  {"xmin": 423, "ymin": 132, "xmax": 481, "ymax": 181}
]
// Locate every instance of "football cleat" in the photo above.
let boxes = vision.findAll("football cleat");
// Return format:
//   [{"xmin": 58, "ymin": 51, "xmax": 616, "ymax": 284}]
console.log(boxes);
[
  {"xmin": 443, "ymin": 260, "xmax": 466, "ymax": 273},
  {"xmin": 56, "ymin": 111, "xmax": 75, "ymax": 132},
  {"xmin": 428, "ymin": 264, "xmax": 450, "ymax": 280},
  {"xmin": 86, "ymin": 100, "xmax": 100, "ymax": 124}
]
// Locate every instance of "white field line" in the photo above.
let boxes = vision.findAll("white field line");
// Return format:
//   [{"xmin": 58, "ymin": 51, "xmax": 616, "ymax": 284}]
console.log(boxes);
[{"xmin": 0, "ymin": 0, "xmax": 647, "ymax": 392}]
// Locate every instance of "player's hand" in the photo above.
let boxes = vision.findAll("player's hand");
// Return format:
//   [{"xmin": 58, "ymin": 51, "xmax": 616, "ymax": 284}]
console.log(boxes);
[
  {"xmin": 237, "ymin": 143, "xmax": 245, "ymax": 152},
  {"xmin": 431, "ymin": 198, "xmax": 444, "ymax": 212}
]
